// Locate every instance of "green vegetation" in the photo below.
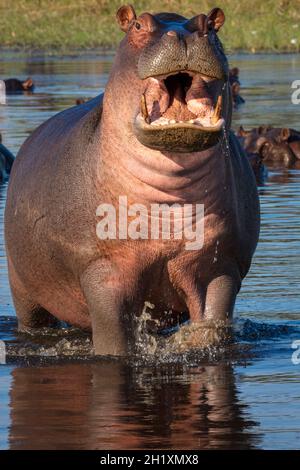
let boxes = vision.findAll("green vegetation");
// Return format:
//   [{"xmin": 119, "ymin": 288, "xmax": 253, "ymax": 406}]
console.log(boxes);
[{"xmin": 0, "ymin": 0, "xmax": 299, "ymax": 52}]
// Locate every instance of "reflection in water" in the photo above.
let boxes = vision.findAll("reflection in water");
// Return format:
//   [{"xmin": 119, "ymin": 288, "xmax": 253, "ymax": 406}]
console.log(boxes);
[{"xmin": 9, "ymin": 362, "xmax": 259, "ymax": 450}]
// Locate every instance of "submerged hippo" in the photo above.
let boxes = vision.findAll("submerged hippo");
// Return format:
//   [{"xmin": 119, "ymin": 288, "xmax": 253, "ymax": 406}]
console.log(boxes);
[
  {"xmin": 75, "ymin": 97, "xmax": 88, "ymax": 105},
  {"xmin": 0, "ymin": 134, "xmax": 15, "ymax": 181},
  {"xmin": 237, "ymin": 125, "xmax": 300, "ymax": 168},
  {"xmin": 246, "ymin": 152, "xmax": 268, "ymax": 186},
  {"xmin": 5, "ymin": 5, "xmax": 260, "ymax": 356},
  {"xmin": 229, "ymin": 67, "xmax": 245, "ymax": 107},
  {"xmin": 4, "ymin": 78, "xmax": 34, "ymax": 94}
]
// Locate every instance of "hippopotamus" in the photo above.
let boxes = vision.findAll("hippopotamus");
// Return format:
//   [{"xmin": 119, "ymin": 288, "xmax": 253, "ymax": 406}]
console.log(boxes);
[
  {"xmin": 4, "ymin": 78, "xmax": 34, "ymax": 94},
  {"xmin": 237, "ymin": 125, "xmax": 300, "ymax": 168},
  {"xmin": 5, "ymin": 5, "xmax": 260, "ymax": 356},
  {"xmin": 0, "ymin": 134, "xmax": 15, "ymax": 182},
  {"xmin": 246, "ymin": 152, "xmax": 268, "ymax": 185},
  {"xmin": 75, "ymin": 98, "xmax": 88, "ymax": 105},
  {"xmin": 229, "ymin": 67, "xmax": 245, "ymax": 107},
  {"xmin": 266, "ymin": 127, "xmax": 300, "ymax": 161}
]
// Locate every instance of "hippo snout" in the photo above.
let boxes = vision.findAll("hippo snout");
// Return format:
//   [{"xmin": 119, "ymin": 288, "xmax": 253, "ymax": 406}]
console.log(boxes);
[
  {"xmin": 186, "ymin": 34, "xmax": 228, "ymax": 81},
  {"xmin": 138, "ymin": 28, "xmax": 227, "ymax": 81},
  {"xmin": 138, "ymin": 31, "xmax": 187, "ymax": 80}
]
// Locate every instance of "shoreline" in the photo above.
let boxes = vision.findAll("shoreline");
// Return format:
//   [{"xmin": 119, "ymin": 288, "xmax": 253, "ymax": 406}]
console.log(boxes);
[{"xmin": 0, "ymin": 1, "xmax": 299, "ymax": 55}]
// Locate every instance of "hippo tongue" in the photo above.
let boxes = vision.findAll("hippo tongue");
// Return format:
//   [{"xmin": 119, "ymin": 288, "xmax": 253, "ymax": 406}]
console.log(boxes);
[
  {"xmin": 186, "ymin": 75, "xmax": 214, "ymax": 125},
  {"xmin": 162, "ymin": 74, "xmax": 195, "ymax": 122}
]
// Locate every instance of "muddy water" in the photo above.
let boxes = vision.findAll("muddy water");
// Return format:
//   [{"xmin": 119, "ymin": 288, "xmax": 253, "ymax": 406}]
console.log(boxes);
[{"xmin": 0, "ymin": 53, "xmax": 300, "ymax": 450}]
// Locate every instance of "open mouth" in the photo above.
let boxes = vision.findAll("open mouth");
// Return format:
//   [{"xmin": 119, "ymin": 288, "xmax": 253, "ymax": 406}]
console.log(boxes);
[
  {"xmin": 137, "ymin": 71, "xmax": 224, "ymax": 130},
  {"xmin": 134, "ymin": 71, "xmax": 225, "ymax": 152}
]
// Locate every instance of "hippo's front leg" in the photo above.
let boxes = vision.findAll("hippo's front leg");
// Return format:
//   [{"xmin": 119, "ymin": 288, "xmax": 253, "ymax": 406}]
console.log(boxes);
[
  {"xmin": 204, "ymin": 269, "xmax": 241, "ymax": 321},
  {"xmin": 80, "ymin": 259, "xmax": 137, "ymax": 356}
]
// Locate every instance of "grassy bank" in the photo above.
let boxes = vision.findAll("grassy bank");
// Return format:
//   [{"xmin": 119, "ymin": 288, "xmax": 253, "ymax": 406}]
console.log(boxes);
[{"xmin": 0, "ymin": 0, "xmax": 299, "ymax": 52}]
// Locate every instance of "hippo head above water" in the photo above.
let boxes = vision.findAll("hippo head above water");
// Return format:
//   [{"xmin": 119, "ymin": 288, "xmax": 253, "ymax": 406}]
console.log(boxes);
[
  {"xmin": 238, "ymin": 126, "xmax": 300, "ymax": 168},
  {"xmin": 105, "ymin": 4, "xmax": 230, "ymax": 153}
]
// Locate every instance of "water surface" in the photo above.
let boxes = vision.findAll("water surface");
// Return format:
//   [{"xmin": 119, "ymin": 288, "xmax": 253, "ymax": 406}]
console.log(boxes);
[{"xmin": 0, "ymin": 53, "xmax": 300, "ymax": 450}]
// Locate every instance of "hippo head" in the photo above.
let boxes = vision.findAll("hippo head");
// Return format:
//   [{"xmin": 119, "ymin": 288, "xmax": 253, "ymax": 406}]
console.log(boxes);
[
  {"xmin": 238, "ymin": 126, "xmax": 297, "ymax": 167},
  {"xmin": 22, "ymin": 78, "xmax": 34, "ymax": 92},
  {"xmin": 267, "ymin": 127, "xmax": 300, "ymax": 160},
  {"xmin": 106, "ymin": 4, "xmax": 230, "ymax": 153}
]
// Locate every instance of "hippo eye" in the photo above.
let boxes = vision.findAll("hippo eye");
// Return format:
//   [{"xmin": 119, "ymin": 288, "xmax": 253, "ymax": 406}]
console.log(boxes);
[{"xmin": 135, "ymin": 22, "xmax": 141, "ymax": 30}]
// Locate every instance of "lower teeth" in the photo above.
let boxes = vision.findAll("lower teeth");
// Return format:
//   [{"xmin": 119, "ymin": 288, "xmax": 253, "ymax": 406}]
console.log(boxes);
[
  {"xmin": 150, "ymin": 117, "xmax": 170, "ymax": 126},
  {"xmin": 147, "ymin": 116, "xmax": 220, "ymax": 127}
]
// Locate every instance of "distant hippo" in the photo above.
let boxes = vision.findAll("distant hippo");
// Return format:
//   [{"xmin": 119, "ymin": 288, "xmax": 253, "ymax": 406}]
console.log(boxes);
[
  {"xmin": 267, "ymin": 127, "xmax": 300, "ymax": 161},
  {"xmin": 75, "ymin": 98, "xmax": 88, "ymax": 105},
  {"xmin": 0, "ymin": 134, "xmax": 15, "ymax": 182},
  {"xmin": 229, "ymin": 67, "xmax": 245, "ymax": 107},
  {"xmin": 237, "ymin": 125, "xmax": 300, "ymax": 167},
  {"xmin": 4, "ymin": 78, "xmax": 34, "ymax": 94},
  {"xmin": 5, "ymin": 5, "xmax": 260, "ymax": 356},
  {"xmin": 246, "ymin": 152, "xmax": 267, "ymax": 185}
]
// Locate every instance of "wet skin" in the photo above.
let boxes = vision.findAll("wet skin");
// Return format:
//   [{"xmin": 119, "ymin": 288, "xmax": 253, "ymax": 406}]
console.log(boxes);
[{"xmin": 5, "ymin": 5, "xmax": 260, "ymax": 356}]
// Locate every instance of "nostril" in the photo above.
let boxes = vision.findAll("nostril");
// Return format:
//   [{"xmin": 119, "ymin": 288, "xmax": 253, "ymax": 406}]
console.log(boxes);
[{"xmin": 166, "ymin": 30, "xmax": 186, "ymax": 43}]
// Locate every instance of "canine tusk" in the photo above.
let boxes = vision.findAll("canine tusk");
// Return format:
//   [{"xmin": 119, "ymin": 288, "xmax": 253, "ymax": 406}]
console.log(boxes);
[
  {"xmin": 211, "ymin": 94, "xmax": 222, "ymax": 124},
  {"xmin": 141, "ymin": 94, "xmax": 150, "ymax": 124}
]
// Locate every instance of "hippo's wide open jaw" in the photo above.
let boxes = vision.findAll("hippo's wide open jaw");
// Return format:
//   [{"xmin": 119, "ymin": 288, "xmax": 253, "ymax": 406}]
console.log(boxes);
[{"xmin": 134, "ymin": 70, "xmax": 225, "ymax": 152}]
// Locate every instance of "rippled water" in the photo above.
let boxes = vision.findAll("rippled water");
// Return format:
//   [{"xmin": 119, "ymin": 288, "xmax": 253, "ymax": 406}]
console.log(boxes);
[{"xmin": 0, "ymin": 53, "xmax": 300, "ymax": 450}]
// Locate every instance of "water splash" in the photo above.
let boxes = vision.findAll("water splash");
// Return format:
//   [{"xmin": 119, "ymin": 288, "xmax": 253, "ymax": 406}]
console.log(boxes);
[
  {"xmin": 0, "ymin": 317, "xmax": 93, "ymax": 361},
  {"xmin": 0, "ymin": 314, "xmax": 299, "ymax": 365},
  {"xmin": 133, "ymin": 302, "xmax": 233, "ymax": 363}
]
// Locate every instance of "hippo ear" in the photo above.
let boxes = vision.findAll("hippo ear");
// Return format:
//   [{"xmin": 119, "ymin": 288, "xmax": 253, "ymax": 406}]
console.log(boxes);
[
  {"xmin": 280, "ymin": 128, "xmax": 290, "ymax": 141},
  {"xmin": 207, "ymin": 8, "xmax": 225, "ymax": 32},
  {"xmin": 23, "ymin": 78, "xmax": 33, "ymax": 90},
  {"xmin": 237, "ymin": 126, "xmax": 247, "ymax": 137},
  {"xmin": 116, "ymin": 5, "xmax": 136, "ymax": 32},
  {"xmin": 258, "ymin": 126, "xmax": 266, "ymax": 135},
  {"xmin": 257, "ymin": 137, "xmax": 269, "ymax": 154},
  {"xmin": 230, "ymin": 67, "xmax": 239, "ymax": 76}
]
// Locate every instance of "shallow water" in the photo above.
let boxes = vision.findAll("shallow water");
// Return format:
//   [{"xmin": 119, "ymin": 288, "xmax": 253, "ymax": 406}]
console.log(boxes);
[{"xmin": 0, "ymin": 53, "xmax": 300, "ymax": 449}]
